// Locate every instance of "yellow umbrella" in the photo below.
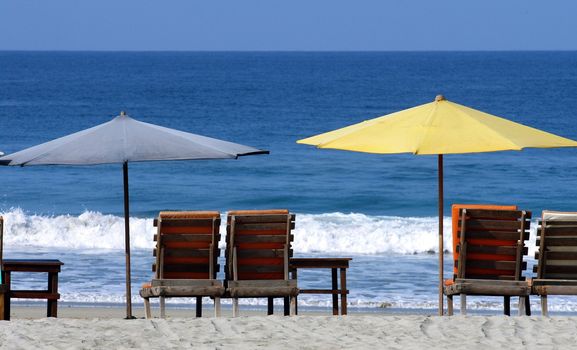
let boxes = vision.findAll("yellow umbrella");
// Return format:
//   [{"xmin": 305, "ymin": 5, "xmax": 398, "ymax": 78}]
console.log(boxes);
[{"xmin": 297, "ymin": 95, "xmax": 577, "ymax": 315}]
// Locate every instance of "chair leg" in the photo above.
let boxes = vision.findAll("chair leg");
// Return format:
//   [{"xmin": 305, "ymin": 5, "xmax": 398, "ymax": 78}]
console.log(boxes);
[
  {"xmin": 143, "ymin": 298, "xmax": 152, "ymax": 319},
  {"xmin": 518, "ymin": 296, "xmax": 525, "ymax": 316},
  {"xmin": 160, "ymin": 296, "xmax": 166, "ymax": 318},
  {"xmin": 214, "ymin": 297, "xmax": 221, "ymax": 317},
  {"xmin": 283, "ymin": 297, "xmax": 290, "ymax": 316},
  {"xmin": 233, "ymin": 298, "xmax": 239, "ymax": 317},
  {"xmin": 267, "ymin": 297, "xmax": 274, "ymax": 315},
  {"xmin": 541, "ymin": 296, "xmax": 548, "ymax": 316},
  {"xmin": 504, "ymin": 296, "xmax": 511, "ymax": 316},
  {"xmin": 447, "ymin": 295, "xmax": 454, "ymax": 316},
  {"xmin": 525, "ymin": 295, "xmax": 531, "ymax": 316},
  {"xmin": 289, "ymin": 296, "xmax": 296, "ymax": 316},
  {"xmin": 196, "ymin": 297, "xmax": 202, "ymax": 317},
  {"xmin": 295, "ymin": 295, "xmax": 298, "ymax": 315},
  {"xmin": 460, "ymin": 294, "xmax": 467, "ymax": 315}
]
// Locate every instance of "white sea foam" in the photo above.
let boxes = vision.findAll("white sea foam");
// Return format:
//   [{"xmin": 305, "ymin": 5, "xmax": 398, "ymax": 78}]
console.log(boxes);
[
  {"xmin": 36, "ymin": 292, "xmax": 577, "ymax": 313},
  {"xmin": 0, "ymin": 208, "xmax": 455, "ymax": 254},
  {"xmin": 0, "ymin": 208, "xmax": 540, "ymax": 255},
  {"xmin": 293, "ymin": 213, "xmax": 452, "ymax": 254},
  {"xmin": 1, "ymin": 208, "xmax": 155, "ymax": 250}
]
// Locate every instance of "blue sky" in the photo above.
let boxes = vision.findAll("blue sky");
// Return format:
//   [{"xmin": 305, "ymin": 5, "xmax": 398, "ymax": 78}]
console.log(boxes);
[{"xmin": 1, "ymin": 0, "xmax": 576, "ymax": 51}]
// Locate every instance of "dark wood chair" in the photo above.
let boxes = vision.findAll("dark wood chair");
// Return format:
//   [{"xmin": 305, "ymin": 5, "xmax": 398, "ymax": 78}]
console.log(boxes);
[
  {"xmin": 532, "ymin": 211, "xmax": 577, "ymax": 316},
  {"xmin": 140, "ymin": 211, "xmax": 225, "ymax": 318},
  {"xmin": 444, "ymin": 208, "xmax": 532, "ymax": 315},
  {"xmin": 225, "ymin": 210, "xmax": 298, "ymax": 316}
]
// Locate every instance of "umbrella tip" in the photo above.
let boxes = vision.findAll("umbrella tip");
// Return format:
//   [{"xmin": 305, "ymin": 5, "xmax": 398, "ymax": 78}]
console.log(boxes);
[{"xmin": 435, "ymin": 95, "xmax": 446, "ymax": 102}]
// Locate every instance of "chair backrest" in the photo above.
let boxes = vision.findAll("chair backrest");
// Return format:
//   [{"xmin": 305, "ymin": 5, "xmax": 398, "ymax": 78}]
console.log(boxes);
[
  {"xmin": 535, "ymin": 211, "xmax": 577, "ymax": 280},
  {"xmin": 153, "ymin": 211, "xmax": 221, "ymax": 280},
  {"xmin": 455, "ymin": 208, "xmax": 531, "ymax": 281},
  {"xmin": 226, "ymin": 209, "xmax": 295, "ymax": 281},
  {"xmin": 451, "ymin": 204, "xmax": 518, "ymax": 276}
]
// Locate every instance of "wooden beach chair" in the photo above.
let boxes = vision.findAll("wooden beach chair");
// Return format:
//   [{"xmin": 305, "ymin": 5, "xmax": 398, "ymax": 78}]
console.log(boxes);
[
  {"xmin": 532, "ymin": 211, "xmax": 577, "ymax": 316},
  {"xmin": 444, "ymin": 207, "xmax": 532, "ymax": 315},
  {"xmin": 225, "ymin": 209, "xmax": 298, "ymax": 317},
  {"xmin": 139, "ymin": 211, "xmax": 225, "ymax": 318}
]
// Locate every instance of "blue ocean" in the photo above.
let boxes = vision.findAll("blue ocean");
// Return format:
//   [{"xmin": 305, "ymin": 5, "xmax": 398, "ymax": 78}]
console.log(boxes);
[{"xmin": 1, "ymin": 51, "xmax": 577, "ymax": 313}]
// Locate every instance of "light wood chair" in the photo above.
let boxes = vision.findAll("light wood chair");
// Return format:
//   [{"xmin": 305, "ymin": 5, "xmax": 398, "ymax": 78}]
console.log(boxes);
[
  {"xmin": 444, "ymin": 208, "xmax": 532, "ymax": 315},
  {"xmin": 140, "ymin": 211, "xmax": 225, "ymax": 318},
  {"xmin": 225, "ymin": 210, "xmax": 298, "ymax": 317},
  {"xmin": 532, "ymin": 210, "xmax": 577, "ymax": 316}
]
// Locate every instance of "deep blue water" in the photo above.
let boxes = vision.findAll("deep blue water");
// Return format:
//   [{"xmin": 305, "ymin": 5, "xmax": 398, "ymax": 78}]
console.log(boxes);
[{"xmin": 2, "ymin": 51, "xmax": 577, "ymax": 217}]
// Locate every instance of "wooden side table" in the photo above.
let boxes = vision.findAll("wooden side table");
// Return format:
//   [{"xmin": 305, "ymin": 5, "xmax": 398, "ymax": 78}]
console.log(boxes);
[
  {"xmin": 290, "ymin": 258, "xmax": 352, "ymax": 315},
  {"xmin": 1, "ymin": 259, "xmax": 64, "ymax": 320}
]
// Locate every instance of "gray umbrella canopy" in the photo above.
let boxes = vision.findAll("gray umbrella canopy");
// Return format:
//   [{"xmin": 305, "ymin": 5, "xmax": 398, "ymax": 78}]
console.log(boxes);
[
  {"xmin": 0, "ymin": 112, "xmax": 268, "ymax": 318},
  {"xmin": 0, "ymin": 112, "xmax": 266, "ymax": 165}
]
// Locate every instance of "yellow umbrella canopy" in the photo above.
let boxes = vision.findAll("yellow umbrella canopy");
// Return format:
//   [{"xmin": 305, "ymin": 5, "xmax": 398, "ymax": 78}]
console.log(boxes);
[
  {"xmin": 298, "ymin": 95, "xmax": 577, "ymax": 315},
  {"xmin": 299, "ymin": 95, "xmax": 577, "ymax": 154}
]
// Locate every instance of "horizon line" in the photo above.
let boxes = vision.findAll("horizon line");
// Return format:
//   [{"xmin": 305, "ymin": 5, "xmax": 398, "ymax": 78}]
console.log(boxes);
[{"xmin": 1, "ymin": 49, "xmax": 577, "ymax": 53}]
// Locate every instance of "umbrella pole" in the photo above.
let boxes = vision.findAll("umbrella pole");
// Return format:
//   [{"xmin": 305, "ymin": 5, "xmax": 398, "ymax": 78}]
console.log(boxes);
[
  {"xmin": 123, "ymin": 162, "xmax": 134, "ymax": 319},
  {"xmin": 438, "ymin": 154, "xmax": 444, "ymax": 316}
]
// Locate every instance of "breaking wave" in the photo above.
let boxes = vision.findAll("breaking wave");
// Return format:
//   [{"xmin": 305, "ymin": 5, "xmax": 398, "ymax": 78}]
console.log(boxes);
[{"xmin": 0, "ymin": 208, "xmax": 539, "ymax": 255}]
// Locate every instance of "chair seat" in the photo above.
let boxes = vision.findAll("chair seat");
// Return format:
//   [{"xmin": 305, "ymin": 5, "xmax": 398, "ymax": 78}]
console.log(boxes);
[
  {"xmin": 227, "ymin": 280, "xmax": 298, "ymax": 297},
  {"xmin": 444, "ymin": 279, "xmax": 530, "ymax": 296},
  {"xmin": 140, "ymin": 280, "xmax": 225, "ymax": 298},
  {"xmin": 532, "ymin": 279, "xmax": 577, "ymax": 295}
]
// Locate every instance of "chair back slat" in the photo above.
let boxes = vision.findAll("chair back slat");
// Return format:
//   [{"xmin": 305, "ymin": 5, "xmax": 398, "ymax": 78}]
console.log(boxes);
[
  {"xmin": 456, "ymin": 208, "xmax": 531, "ymax": 280},
  {"xmin": 226, "ymin": 210, "xmax": 295, "ymax": 281},
  {"xmin": 535, "ymin": 211, "xmax": 577, "ymax": 281}
]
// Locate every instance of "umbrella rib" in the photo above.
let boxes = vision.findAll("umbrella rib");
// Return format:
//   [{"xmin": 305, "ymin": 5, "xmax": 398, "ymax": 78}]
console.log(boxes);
[
  {"xmin": 7, "ymin": 131, "xmax": 90, "ymax": 166},
  {"xmin": 122, "ymin": 116, "xmax": 129, "ymax": 162},
  {"xmin": 452, "ymin": 103, "xmax": 524, "ymax": 151},
  {"xmin": 413, "ymin": 102, "xmax": 439, "ymax": 155},
  {"xmin": 415, "ymin": 102, "xmax": 524, "ymax": 155},
  {"xmin": 0, "ymin": 120, "xmax": 113, "ymax": 166},
  {"xmin": 148, "ymin": 123, "xmax": 247, "ymax": 158}
]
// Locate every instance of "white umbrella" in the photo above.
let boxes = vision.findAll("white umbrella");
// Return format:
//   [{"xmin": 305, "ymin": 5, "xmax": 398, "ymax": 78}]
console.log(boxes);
[{"xmin": 0, "ymin": 111, "xmax": 268, "ymax": 318}]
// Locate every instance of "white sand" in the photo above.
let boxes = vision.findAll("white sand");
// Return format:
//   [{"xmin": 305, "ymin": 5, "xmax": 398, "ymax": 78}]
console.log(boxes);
[{"xmin": 2, "ymin": 314, "xmax": 577, "ymax": 349}]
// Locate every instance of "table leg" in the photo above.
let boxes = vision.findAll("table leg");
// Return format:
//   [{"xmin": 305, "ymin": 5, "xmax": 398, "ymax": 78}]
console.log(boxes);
[
  {"xmin": 4, "ymin": 271, "xmax": 11, "ymax": 320},
  {"xmin": 340, "ymin": 268, "xmax": 347, "ymax": 315},
  {"xmin": 331, "ymin": 268, "xmax": 338, "ymax": 315},
  {"xmin": 48, "ymin": 272, "xmax": 58, "ymax": 317}
]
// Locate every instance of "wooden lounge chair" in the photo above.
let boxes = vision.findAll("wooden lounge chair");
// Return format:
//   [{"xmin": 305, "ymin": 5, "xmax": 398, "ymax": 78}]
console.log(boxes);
[
  {"xmin": 140, "ymin": 211, "xmax": 225, "ymax": 318},
  {"xmin": 225, "ymin": 209, "xmax": 298, "ymax": 317},
  {"xmin": 532, "ymin": 210, "xmax": 577, "ymax": 316},
  {"xmin": 444, "ymin": 208, "xmax": 532, "ymax": 315}
]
